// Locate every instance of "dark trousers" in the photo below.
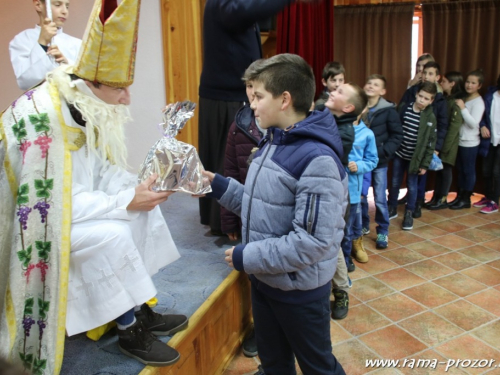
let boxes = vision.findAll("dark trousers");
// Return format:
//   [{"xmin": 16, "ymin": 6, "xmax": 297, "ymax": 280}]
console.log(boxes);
[
  {"xmin": 432, "ymin": 162, "xmax": 454, "ymax": 196},
  {"xmin": 416, "ymin": 172, "xmax": 428, "ymax": 201},
  {"xmin": 482, "ymin": 143, "xmax": 500, "ymax": 204},
  {"xmin": 252, "ymin": 286, "xmax": 345, "ymax": 375},
  {"xmin": 456, "ymin": 145, "xmax": 479, "ymax": 191},
  {"xmin": 198, "ymin": 97, "xmax": 242, "ymax": 230},
  {"xmin": 388, "ymin": 156, "xmax": 419, "ymax": 211}
]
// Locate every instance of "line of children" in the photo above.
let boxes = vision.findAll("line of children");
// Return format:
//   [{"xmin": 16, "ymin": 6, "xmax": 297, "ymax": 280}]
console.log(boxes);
[{"xmin": 9, "ymin": 0, "xmax": 82, "ymax": 90}]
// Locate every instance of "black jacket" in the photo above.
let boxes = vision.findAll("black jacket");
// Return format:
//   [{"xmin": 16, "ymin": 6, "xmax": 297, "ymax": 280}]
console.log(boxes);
[
  {"xmin": 333, "ymin": 112, "xmax": 356, "ymax": 166},
  {"xmin": 364, "ymin": 98, "xmax": 403, "ymax": 168},
  {"xmin": 199, "ymin": 0, "xmax": 293, "ymax": 102}
]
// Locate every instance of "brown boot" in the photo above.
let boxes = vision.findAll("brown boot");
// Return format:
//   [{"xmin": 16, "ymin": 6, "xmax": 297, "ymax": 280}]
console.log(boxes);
[{"xmin": 351, "ymin": 237, "xmax": 368, "ymax": 263}]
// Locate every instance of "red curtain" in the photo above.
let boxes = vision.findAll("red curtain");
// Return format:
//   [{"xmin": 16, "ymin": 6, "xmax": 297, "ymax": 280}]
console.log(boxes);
[{"xmin": 276, "ymin": 1, "xmax": 334, "ymax": 99}]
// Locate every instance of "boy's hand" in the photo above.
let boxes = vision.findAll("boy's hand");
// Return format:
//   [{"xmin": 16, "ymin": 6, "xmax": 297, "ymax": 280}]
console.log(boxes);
[
  {"xmin": 47, "ymin": 45, "xmax": 68, "ymax": 64},
  {"xmin": 38, "ymin": 18, "xmax": 58, "ymax": 46},
  {"xmin": 348, "ymin": 161, "xmax": 358, "ymax": 173},
  {"xmin": 191, "ymin": 170, "xmax": 214, "ymax": 197},
  {"xmin": 418, "ymin": 168, "xmax": 427, "ymax": 176},
  {"xmin": 455, "ymin": 99, "xmax": 465, "ymax": 110},
  {"xmin": 434, "ymin": 150, "xmax": 440, "ymax": 156},
  {"xmin": 409, "ymin": 72, "xmax": 422, "ymax": 87},
  {"xmin": 127, "ymin": 174, "xmax": 173, "ymax": 211},
  {"xmin": 224, "ymin": 247, "xmax": 234, "ymax": 268},
  {"xmin": 481, "ymin": 126, "xmax": 491, "ymax": 138},
  {"xmin": 228, "ymin": 232, "xmax": 239, "ymax": 241}
]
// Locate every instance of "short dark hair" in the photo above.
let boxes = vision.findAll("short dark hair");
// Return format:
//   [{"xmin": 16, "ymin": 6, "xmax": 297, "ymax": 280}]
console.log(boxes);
[
  {"xmin": 418, "ymin": 81, "xmax": 438, "ymax": 98},
  {"xmin": 467, "ymin": 69, "xmax": 485, "ymax": 85},
  {"xmin": 444, "ymin": 71, "xmax": 465, "ymax": 99},
  {"xmin": 346, "ymin": 83, "xmax": 368, "ymax": 117},
  {"xmin": 322, "ymin": 61, "xmax": 345, "ymax": 81},
  {"xmin": 366, "ymin": 74, "xmax": 387, "ymax": 89},
  {"xmin": 244, "ymin": 54, "xmax": 315, "ymax": 115},
  {"xmin": 423, "ymin": 61, "xmax": 441, "ymax": 76}
]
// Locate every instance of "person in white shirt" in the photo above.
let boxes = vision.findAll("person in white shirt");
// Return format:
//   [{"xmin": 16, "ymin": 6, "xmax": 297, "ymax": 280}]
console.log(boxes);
[
  {"xmin": 9, "ymin": 0, "xmax": 82, "ymax": 90},
  {"xmin": 449, "ymin": 69, "xmax": 486, "ymax": 210}
]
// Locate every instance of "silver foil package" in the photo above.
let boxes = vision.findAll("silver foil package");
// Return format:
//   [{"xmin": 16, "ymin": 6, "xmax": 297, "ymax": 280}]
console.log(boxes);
[{"xmin": 138, "ymin": 101, "xmax": 212, "ymax": 195}]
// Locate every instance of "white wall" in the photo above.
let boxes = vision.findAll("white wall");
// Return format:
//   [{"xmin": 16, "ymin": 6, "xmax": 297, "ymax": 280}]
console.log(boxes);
[{"xmin": 0, "ymin": 0, "xmax": 166, "ymax": 172}]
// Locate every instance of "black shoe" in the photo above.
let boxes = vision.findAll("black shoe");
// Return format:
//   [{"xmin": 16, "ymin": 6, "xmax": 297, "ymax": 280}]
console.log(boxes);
[
  {"xmin": 331, "ymin": 289, "xmax": 349, "ymax": 320},
  {"xmin": 423, "ymin": 195, "xmax": 438, "ymax": 209},
  {"xmin": 388, "ymin": 206, "xmax": 398, "ymax": 220},
  {"xmin": 402, "ymin": 210, "xmax": 413, "ymax": 230},
  {"xmin": 347, "ymin": 257, "xmax": 356, "ymax": 273},
  {"xmin": 449, "ymin": 189, "xmax": 463, "ymax": 207},
  {"xmin": 412, "ymin": 200, "xmax": 423, "ymax": 218},
  {"xmin": 242, "ymin": 328, "xmax": 258, "ymax": 357},
  {"xmin": 254, "ymin": 365, "xmax": 265, "ymax": 375},
  {"xmin": 449, "ymin": 191, "xmax": 472, "ymax": 210},
  {"xmin": 397, "ymin": 195, "xmax": 407, "ymax": 205},
  {"xmin": 428, "ymin": 196, "xmax": 448, "ymax": 210},
  {"xmin": 210, "ymin": 228, "xmax": 225, "ymax": 236},
  {"xmin": 135, "ymin": 304, "xmax": 188, "ymax": 336},
  {"xmin": 118, "ymin": 321, "xmax": 180, "ymax": 366}
]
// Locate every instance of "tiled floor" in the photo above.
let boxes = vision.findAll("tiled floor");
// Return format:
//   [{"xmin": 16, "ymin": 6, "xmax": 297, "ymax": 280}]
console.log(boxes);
[{"xmin": 223, "ymin": 192, "xmax": 500, "ymax": 375}]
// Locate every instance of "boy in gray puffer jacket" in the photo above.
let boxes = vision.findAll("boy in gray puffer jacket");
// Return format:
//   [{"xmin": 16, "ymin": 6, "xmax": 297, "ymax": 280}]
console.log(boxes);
[{"xmin": 203, "ymin": 54, "xmax": 347, "ymax": 375}]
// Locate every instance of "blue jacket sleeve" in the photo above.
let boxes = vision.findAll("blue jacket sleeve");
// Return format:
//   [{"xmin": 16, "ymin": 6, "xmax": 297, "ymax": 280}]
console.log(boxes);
[{"xmin": 355, "ymin": 132, "xmax": 379, "ymax": 175}]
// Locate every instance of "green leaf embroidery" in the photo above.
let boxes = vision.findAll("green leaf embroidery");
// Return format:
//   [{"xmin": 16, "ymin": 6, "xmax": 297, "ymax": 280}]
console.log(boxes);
[
  {"xmin": 32, "ymin": 358, "xmax": 47, "ymax": 375},
  {"xmin": 19, "ymin": 353, "xmax": 34, "ymax": 370},
  {"xmin": 24, "ymin": 298, "xmax": 34, "ymax": 316},
  {"xmin": 35, "ymin": 241, "xmax": 51, "ymax": 260},
  {"xmin": 17, "ymin": 183, "xmax": 29, "ymax": 205},
  {"xmin": 34, "ymin": 179, "xmax": 54, "ymax": 198},
  {"xmin": 17, "ymin": 245, "xmax": 33, "ymax": 268},
  {"xmin": 29, "ymin": 113, "xmax": 50, "ymax": 133},
  {"xmin": 12, "ymin": 118, "xmax": 27, "ymax": 141},
  {"xmin": 38, "ymin": 299, "xmax": 50, "ymax": 320}
]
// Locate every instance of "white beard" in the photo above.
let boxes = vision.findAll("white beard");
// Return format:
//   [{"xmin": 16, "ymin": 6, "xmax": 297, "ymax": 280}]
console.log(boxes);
[{"xmin": 47, "ymin": 66, "xmax": 131, "ymax": 169}]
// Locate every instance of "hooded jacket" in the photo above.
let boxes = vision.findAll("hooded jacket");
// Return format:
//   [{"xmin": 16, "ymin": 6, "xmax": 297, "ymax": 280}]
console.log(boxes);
[
  {"xmin": 399, "ymin": 83, "xmax": 448, "ymax": 152},
  {"xmin": 346, "ymin": 121, "xmax": 378, "ymax": 204},
  {"xmin": 221, "ymin": 105, "xmax": 263, "ymax": 234},
  {"xmin": 210, "ymin": 109, "xmax": 348, "ymax": 304},
  {"xmin": 364, "ymin": 97, "xmax": 403, "ymax": 167}
]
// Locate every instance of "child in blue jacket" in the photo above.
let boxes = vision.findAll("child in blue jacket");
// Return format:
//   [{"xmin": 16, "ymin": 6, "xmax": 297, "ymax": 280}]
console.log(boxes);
[{"xmin": 342, "ymin": 118, "xmax": 378, "ymax": 268}]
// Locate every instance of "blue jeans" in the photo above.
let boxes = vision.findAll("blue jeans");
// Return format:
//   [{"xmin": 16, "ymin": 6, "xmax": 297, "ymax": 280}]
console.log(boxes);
[
  {"xmin": 372, "ymin": 166, "xmax": 390, "ymax": 235},
  {"xmin": 388, "ymin": 156, "xmax": 419, "ymax": 211},
  {"xmin": 341, "ymin": 203, "xmax": 361, "ymax": 263},
  {"xmin": 456, "ymin": 145, "xmax": 479, "ymax": 191},
  {"xmin": 252, "ymin": 286, "xmax": 346, "ymax": 375}
]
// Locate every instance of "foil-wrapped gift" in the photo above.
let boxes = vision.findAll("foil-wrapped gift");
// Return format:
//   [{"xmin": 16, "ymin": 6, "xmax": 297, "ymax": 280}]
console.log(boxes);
[{"xmin": 138, "ymin": 101, "xmax": 212, "ymax": 194}]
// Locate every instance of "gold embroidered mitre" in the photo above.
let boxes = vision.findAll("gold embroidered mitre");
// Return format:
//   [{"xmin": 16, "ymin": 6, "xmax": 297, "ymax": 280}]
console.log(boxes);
[{"xmin": 72, "ymin": 0, "xmax": 141, "ymax": 87}]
